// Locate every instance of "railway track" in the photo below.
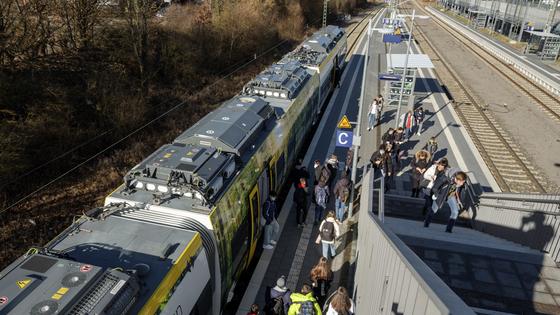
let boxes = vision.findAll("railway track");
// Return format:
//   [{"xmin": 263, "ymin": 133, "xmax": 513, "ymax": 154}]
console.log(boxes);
[
  {"xmin": 346, "ymin": 8, "xmax": 381, "ymax": 58},
  {"xmin": 400, "ymin": 4, "xmax": 554, "ymax": 193},
  {"xmin": 421, "ymin": 5, "xmax": 560, "ymax": 123}
]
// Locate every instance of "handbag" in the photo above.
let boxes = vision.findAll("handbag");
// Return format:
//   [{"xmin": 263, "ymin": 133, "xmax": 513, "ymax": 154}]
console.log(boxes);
[
  {"xmin": 419, "ymin": 179, "xmax": 431, "ymax": 188},
  {"xmin": 315, "ymin": 234, "xmax": 322, "ymax": 244}
]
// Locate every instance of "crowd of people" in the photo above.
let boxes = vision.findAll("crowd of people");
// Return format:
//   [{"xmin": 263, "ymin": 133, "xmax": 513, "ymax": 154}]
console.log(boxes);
[
  {"xmin": 254, "ymin": 154, "xmax": 355, "ymax": 315},
  {"xmin": 251, "ymin": 92, "xmax": 473, "ymax": 314}
]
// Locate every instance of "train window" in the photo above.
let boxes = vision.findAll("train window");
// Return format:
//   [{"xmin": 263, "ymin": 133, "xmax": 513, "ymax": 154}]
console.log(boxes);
[{"xmin": 269, "ymin": 158, "xmax": 277, "ymax": 191}]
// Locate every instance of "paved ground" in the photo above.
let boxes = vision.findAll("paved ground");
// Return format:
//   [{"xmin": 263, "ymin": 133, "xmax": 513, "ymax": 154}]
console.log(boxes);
[{"xmin": 416, "ymin": 4, "xmax": 560, "ymax": 189}]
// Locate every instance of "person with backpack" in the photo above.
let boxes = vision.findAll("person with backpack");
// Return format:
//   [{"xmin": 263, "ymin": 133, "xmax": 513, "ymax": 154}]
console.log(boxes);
[
  {"xmin": 265, "ymin": 276, "xmax": 292, "ymax": 315},
  {"xmin": 317, "ymin": 211, "xmax": 340, "ymax": 260},
  {"xmin": 333, "ymin": 174, "xmax": 351, "ymax": 222},
  {"xmin": 287, "ymin": 284, "xmax": 322, "ymax": 315},
  {"xmin": 325, "ymin": 287, "xmax": 354, "ymax": 315},
  {"xmin": 263, "ymin": 191, "xmax": 280, "ymax": 250},
  {"xmin": 294, "ymin": 178, "xmax": 309, "ymax": 228},
  {"xmin": 376, "ymin": 94, "xmax": 384, "ymax": 124},
  {"xmin": 425, "ymin": 171, "xmax": 468, "ymax": 233},
  {"xmin": 313, "ymin": 181, "xmax": 329, "ymax": 225},
  {"xmin": 421, "ymin": 158, "xmax": 449, "ymax": 216},
  {"xmin": 310, "ymin": 257, "xmax": 333, "ymax": 308}
]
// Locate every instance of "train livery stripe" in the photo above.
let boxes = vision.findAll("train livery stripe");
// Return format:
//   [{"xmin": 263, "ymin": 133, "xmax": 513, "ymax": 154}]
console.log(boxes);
[{"xmin": 139, "ymin": 232, "xmax": 203, "ymax": 315}]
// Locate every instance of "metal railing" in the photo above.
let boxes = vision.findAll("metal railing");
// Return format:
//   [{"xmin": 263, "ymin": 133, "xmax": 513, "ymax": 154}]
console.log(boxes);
[
  {"xmin": 473, "ymin": 192, "xmax": 560, "ymax": 263},
  {"xmin": 353, "ymin": 170, "xmax": 474, "ymax": 314}
]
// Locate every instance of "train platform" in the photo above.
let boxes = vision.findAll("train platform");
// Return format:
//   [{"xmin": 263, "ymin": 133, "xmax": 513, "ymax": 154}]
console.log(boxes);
[{"xmin": 237, "ymin": 7, "xmax": 504, "ymax": 313}]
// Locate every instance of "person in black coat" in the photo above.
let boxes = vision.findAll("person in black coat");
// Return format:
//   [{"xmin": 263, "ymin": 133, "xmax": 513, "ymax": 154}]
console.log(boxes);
[
  {"xmin": 292, "ymin": 158, "xmax": 310, "ymax": 188},
  {"xmin": 294, "ymin": 178, "xmax": 309, "ymax": 227},
  {"xmin": 424, "ymin": 170, "xmax": 468, "ymax": 233},
  {"xmin": 410, "ymin": 150, "xmax": 431, "ymax": 198},
  {"xmin": 313, "ymin": 160, "xmax": 322, "ymax": 185}
]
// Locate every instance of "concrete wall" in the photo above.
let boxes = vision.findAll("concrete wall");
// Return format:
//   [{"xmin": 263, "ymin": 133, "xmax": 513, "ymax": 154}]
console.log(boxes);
[{"xmin": 353, "ymin": 170, "xmax": 474, "ymax": 314}]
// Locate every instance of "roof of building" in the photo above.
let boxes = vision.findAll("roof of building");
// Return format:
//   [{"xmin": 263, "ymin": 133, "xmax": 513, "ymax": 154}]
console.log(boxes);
[{"xmin": 387, "ymin": 54, "xmax": 435, "ymax": 69}]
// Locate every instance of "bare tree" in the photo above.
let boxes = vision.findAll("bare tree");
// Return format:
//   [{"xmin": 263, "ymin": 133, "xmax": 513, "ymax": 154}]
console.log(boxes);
[
  {"xmin": 57, "ymin": 0, "xmax": 102, "ymax": 51},
  {"xmin": 123, "ymin": 0, "xmax": 157, "ymax": 84}
]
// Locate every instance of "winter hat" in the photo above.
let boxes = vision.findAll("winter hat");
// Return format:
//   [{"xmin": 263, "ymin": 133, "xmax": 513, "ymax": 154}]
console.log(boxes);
[{"xmin": 273, "ymin": 276, "xmax": 287, "ymax": 293}]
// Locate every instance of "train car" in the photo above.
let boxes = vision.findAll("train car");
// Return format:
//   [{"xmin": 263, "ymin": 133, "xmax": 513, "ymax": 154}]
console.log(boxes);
[{"xmin": 0, "ymin": 26, "xmax": 346, "ymax": 315}]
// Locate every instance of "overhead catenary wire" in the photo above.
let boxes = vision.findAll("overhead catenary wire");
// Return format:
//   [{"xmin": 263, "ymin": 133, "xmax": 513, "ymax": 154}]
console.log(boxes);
[{"xmin": 0, "ymin": 35, "xmax": 297, "ymax": 216}]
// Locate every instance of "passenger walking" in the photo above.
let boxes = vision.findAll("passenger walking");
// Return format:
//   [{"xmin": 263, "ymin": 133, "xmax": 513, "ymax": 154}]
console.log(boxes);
[
  {"xmin": 317, "ymin": 211, "xmax": 340, "ymax": 259},
  {"xmin": 367, "ymin": 99, "xmax": 379, "ymax": 131},
  {"xmin": 310, "ymin": 257, "xmax": 333, "ymax": 307},
  {"xmin": 314, "ymin": 181, "xmax": 329, "ymax": 225},
  {"xmin": 333, "ymin": 173, "xmax": 351, "ymax": 222},
  {"xmin": 410, "ymin": 150, "xmax": 431, "ymax": 198},
  {"xmin": 325, "ymin": 287, "xmax": 355, "ymax": 315},
  {"xmin": 287, "ymin": 284, "xmax": 322, "ymax": 315},
  {"xmin": 313, "ymin": 160, "xmax": 322, "ymax": 185},
  {"xmin": 425, "ymin": 171, "xmax": 468, "ymax": 233},
  {"xmin": 425, "ymin": 137, "xmax": 438, "ymax": 159},
  {"xmin": 294, "ymin": 178, "xmax": 310, "ymax": 228},
  {"xmin": 400, "ymin": 110, "xmax": 416, "ymax": 140},
  {"xmin": 264, "ymin": 275, "xmax": 292, "ymax": 315},
  {"xmin": 370, "ymin": 146, "xmax": 392, "ymax": 192},
  {"xmin": 263, "ymin": 191, "xmax": 280, "ymax": 249},
  {"xmin": 421, "ymin": 158, "xmax": 449, "ymax": 215},
  {"xmin": 381, "ymin": 128, "xmax": 395, "ymax": 144},
  {"xmin": 415, "ymin": 107, "xmax": 425, "ymax": 135},
  {"xmin": 247, "ymin": 304, "xmax": 260, "ymax": 315}
]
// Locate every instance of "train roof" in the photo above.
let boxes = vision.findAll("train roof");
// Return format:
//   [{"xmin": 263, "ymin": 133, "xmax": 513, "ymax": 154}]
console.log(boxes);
[
  {"xmin": 0, "ymin": 204, "xmax": 202, "ymax": 314},
  {"xmin": 175, "ymin": 96, "xmax": 273, "ymax": 155},
  {"xmin": 288, "ymin": 25, "xmax": 345, "ymax": 66},
  {"xmin": 243, "ymin": 60, "xmax": 311, "ymax": 100}
]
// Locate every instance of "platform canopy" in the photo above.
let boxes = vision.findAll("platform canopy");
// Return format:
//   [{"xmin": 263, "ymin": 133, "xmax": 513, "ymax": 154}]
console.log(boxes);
[
  {"xmin": 387, "ymin": 54, "xmax": 435, "ymax": 69},
  {"xmin": 526, "ymin": 31, "xmax": 560, "ymax": 39}
]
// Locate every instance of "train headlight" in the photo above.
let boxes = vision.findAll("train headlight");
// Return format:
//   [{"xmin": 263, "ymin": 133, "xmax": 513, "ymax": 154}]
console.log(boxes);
[
  {"xmin": 157, "ymin": 185, "xmax": 169, "ymax": 193},
  {"xmin": 280, "ymin": 93, "xmax": 287, "ymax": 98},
  {"xmin": 146, "ymin": 183, "xmax": 156, "ymax": 191},
  {"xmin": 266, "ymin": 91, "xmax": 273, "ymax": 96},
  {"xmin": 273, "ymin": 92, "xmax": 279, "ymax": 97},
  {"xmin": 135, "ymin": 182, "xmax": 144, "ymax": 189}
]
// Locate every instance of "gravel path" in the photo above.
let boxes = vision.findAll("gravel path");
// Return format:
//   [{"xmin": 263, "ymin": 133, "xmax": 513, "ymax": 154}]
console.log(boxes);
[{"xmin": 414, "ymin": 16, "xmax": 560, "ymax": 189}]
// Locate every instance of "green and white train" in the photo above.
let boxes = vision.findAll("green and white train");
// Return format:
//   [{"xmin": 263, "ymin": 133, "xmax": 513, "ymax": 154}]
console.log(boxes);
[{"xmin": 0, "ymin": 25, "xmax": 347, "ymax": 315}]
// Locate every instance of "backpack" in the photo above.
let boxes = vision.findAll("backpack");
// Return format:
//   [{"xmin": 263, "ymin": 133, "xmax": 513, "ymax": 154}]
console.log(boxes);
[
  {"xmin": 296, "ymin": 301, "xmax": 315, "ymax": 315},
  {"xmin": 319, "ymin": 166, "xmax": 331, "ymax": 184},
  {"xmin": 320, "ymin": 221, "xmax": 335, "ymax": 242},
  {"xmin": 316, "ymin": 186, "xmax": 327, "ymax": 207},
  {"xmin": 265, "ymin": 296, "xmax": 284, "ymax": 315}
]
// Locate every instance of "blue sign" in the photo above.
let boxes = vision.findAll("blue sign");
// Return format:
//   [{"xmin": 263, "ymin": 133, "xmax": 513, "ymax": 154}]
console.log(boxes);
[
  {"xmin": 378, "ymin": 73, "xmax": 402, "ymax": 81},
  {"xmin": 382, "ymin": 34, "xmax": 402, "ymax": 43},
  {"xmin": 382, "ymin": 18, "xmax": 402, "ymax": 27},
  {"xmin": 336, "ymin": 130, "xmax": 353, "ymax": 148}
]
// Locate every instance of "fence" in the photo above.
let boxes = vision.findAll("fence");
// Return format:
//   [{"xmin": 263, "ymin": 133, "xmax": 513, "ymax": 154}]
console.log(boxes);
[
  {"xmin": 474, "ymin": 192, "xmax": 560, "ymax": 263},
  {"xmin": 353, "ymin": 170, "xmax": 474, "ymax": 314}
]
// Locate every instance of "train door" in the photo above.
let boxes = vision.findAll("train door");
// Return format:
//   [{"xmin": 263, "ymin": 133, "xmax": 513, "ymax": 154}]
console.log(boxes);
[{"xmin": 248, "ymin": 184, "xmax": 262, "ymax": 265}]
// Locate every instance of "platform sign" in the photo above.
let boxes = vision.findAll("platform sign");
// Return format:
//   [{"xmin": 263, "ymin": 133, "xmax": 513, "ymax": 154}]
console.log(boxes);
[
  {"xmin": 337, "ymin": 115, "xmax": 352, "ymax": 129},
  {"xmin": 378, "ymin": 73, "xmax": 402, "ymax": 81},
  {"xmin": 336, "ymin": 130, "xmax": 353, "ymax": 148},
  {"xmin": 382, "ymin": 18, "xmax": 402, "ymax": 27}
]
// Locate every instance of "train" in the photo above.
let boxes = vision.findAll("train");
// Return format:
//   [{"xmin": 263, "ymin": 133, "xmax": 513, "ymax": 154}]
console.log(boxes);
[{"xmin": 0, "ymin": 25, "xmax": 347, "ymax": 315}]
